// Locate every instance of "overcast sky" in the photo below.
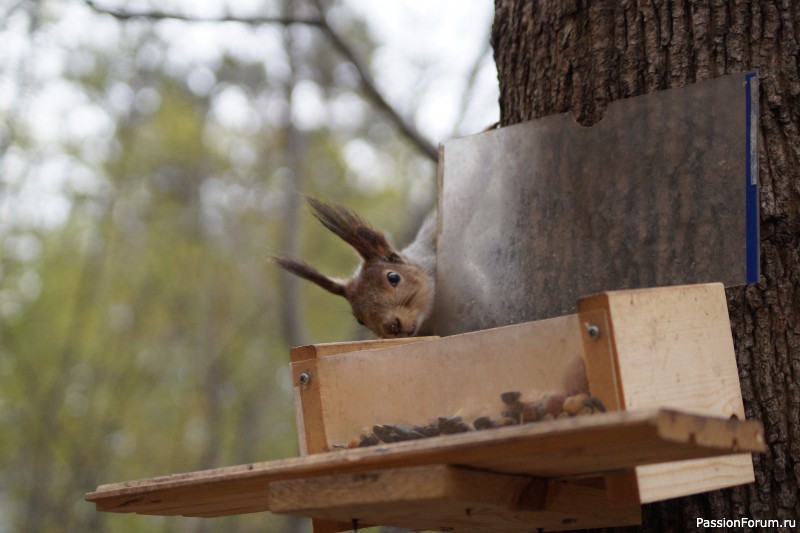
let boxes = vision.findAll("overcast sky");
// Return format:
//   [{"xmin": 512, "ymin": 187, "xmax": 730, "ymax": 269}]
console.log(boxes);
[
  {"xmin": 0, "ymin": 1, "xmax": 499, "ymax": 229},
  {"xmin": 345, "ymin": 0, "xmax": 498, "ymax": 140}
]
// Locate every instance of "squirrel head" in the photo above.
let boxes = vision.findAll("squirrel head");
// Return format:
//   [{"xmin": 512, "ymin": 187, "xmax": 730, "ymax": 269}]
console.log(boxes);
[{"xmin": 275, "ymin": 198, "xmax": 433, "ymax": 338}]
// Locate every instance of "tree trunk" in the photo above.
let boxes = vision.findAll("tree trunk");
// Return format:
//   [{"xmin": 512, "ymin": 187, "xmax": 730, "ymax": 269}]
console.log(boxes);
[{"xmin": 492, "ymin": 0, "xmax": 799, "ymax": 530}]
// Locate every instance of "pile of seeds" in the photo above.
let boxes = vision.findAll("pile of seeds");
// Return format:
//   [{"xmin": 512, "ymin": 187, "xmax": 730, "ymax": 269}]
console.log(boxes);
[{"xmin": 331, "ymin": 391, "xmax": 606, "ymax": 450}]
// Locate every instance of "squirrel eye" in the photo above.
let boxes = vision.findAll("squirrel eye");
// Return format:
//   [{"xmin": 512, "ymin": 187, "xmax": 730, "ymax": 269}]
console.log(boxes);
[{"xmin": 386, "ymin": 271, "xmax": 401, "ymax": 287}]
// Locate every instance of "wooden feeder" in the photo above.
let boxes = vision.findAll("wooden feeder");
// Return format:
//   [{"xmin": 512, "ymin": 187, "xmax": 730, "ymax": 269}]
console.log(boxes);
[{"xmin": 86, "ymin": 282, "xmax": 764, "ymax": 532}]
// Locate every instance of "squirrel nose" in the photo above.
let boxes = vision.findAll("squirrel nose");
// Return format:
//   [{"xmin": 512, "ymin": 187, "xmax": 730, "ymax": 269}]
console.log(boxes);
[
  {"xmin": 385, "ymin": 318, "xmax": 416, "ymax": 337},
  {"xmin": 385, "ymin": 318, "xmax": 402, "ymax": 336}
]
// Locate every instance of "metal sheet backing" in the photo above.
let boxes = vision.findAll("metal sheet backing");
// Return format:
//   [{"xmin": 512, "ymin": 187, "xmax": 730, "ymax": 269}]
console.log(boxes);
[{"xmin": 435, "ymin": 73, "xmax": 759, "ymax": 335}]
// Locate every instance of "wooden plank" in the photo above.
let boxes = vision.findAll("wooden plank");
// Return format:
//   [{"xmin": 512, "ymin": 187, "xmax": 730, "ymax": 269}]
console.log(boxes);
[
  {"xmin": 290, "ymin": 337, "xmax": 438, "ymax": 363},
  {"xmin": 578, "ymin": 283, "xmax": 755, "ymax": 502},
  {"xmin": 168, "ymin": 494, "xmax": 270, "ymax": 517},
  {"xmin": 292, "ymin": 358, "xmax": 327, "ymax": 454},
  {"xmin": 86, "ymin": 409, "xmax": 764, "ymax": 517},
  {"xmin": 577, "ymin": 307, "xmax": 621, "ymax": 411},
  {"xmin": 270, "ymin": 465, "xmax": 641, "ymax": 532},
  {"xmin": 577, "ymin": 305, "xmax": 638, "ymax": 504},
  {"xmin": 270, "ymin": 465, "xmax": 547, "ymax": 515},
  {"xmin": 91, "ymin": 477, "xmax": 269, "ymax": 514},
  {"xmin": 303, "ymin": 316, "xmax": 586, "ymax": 449},
  {"xmin": 463, "ymin": 408, "xmax": 762, "ymax": 477}
]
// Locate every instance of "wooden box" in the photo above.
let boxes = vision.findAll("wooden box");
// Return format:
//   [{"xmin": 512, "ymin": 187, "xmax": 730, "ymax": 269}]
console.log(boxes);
[{"xmin": 86, "ymin": 283, "xmax": 763, "ymax": 532}]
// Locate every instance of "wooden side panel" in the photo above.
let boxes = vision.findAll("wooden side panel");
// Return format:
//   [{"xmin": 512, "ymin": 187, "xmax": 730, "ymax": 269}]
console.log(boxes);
[
  {"xmin": 580, "ymin": 283, "xmax": 754, "ymax": 502},
  {"xmin": 290, "ymin": 337, "xmax": 439, "ymax": 455},
  {"xmin": 308, "ymin": 316, "xmax": 586, "ymax": 448},
  {"xmin": 601, "ymin": 283, "xmax": 742, "ymax": 416},
  {"xmin": 292, "ymin": 349, "xmax": 386, "ymax": 533}
]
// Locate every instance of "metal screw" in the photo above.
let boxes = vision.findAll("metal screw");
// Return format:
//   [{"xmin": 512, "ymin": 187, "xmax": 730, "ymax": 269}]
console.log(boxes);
[
  {"xmin": 298, "ymin": 372, "xmax": 311, "ymax": 386},
  {"xmin": 586, "ymin": 324, "xmax": 601, "ymax": 339}
]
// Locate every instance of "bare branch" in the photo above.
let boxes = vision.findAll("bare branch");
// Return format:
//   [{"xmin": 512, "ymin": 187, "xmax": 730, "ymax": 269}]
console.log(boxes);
[
  {"xmin": 308, "ymin": 0, "xmax": 438, "ymax": 161},
  {"xmin": 83, "ymin": 0, "xmax": 322, "ymax": 26},
  {"xmin": 82, "ymin": 0, "xmax": 439, "ymax": 162}
]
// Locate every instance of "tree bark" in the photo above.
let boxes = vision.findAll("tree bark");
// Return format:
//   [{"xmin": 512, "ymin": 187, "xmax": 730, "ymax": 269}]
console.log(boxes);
[{"xmin": 492, "ymin": 0, "xmax": 799, "ymax": 530}]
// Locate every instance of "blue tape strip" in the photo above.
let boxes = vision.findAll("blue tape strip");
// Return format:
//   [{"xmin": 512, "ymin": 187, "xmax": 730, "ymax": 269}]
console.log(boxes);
[{"xmin": 745, "ymin": 72, "xmax": 759, "ymax": 285}]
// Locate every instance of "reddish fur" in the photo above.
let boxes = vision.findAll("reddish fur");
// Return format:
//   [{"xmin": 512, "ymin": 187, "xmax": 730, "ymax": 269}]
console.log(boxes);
[{"xmin": 274, "ymin": 198, "xmax": 434, "ymax": 338}]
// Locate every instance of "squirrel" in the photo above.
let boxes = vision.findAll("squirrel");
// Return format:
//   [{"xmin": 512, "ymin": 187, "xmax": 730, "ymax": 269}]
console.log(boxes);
[{"xmin": 274, "ymin": 197, "xmax": 436, "ymax": 338}]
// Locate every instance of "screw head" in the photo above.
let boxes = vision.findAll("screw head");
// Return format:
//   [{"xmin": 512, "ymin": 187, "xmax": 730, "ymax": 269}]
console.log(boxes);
[
  {"xmin": 586, "ymin": 324, "xmax": 601, "ymax": 339},
  {"xmin": 298, "ymin": 372, "xmax": 311, "ymax": 386}
]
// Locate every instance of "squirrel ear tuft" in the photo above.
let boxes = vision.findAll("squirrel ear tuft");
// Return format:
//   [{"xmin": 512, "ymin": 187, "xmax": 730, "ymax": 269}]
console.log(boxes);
[
  {"xmin": 307, "ymin": 197, "xmax": 396, "ymax": 262},
  {"xmin": 273, "ymin": 256, "xmax": 347, "ymax": 297}
]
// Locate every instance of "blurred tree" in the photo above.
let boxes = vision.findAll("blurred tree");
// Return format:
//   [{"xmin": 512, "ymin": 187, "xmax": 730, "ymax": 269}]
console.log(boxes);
[{"xmin": 0, "ymin": 0, "xmax": 486, "ymax": 531}]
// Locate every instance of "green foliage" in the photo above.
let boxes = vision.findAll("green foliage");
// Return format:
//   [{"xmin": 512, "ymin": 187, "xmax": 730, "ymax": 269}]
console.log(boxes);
[{"xmin": 0, "ymin": 3, "xmax": 436, "ymax": 532}]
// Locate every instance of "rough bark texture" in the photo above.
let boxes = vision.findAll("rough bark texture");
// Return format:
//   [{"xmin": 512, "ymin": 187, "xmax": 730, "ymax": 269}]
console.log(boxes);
[{"xmin": 492, "ymin": 1, "xmax": 799, "ymax": 531}]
